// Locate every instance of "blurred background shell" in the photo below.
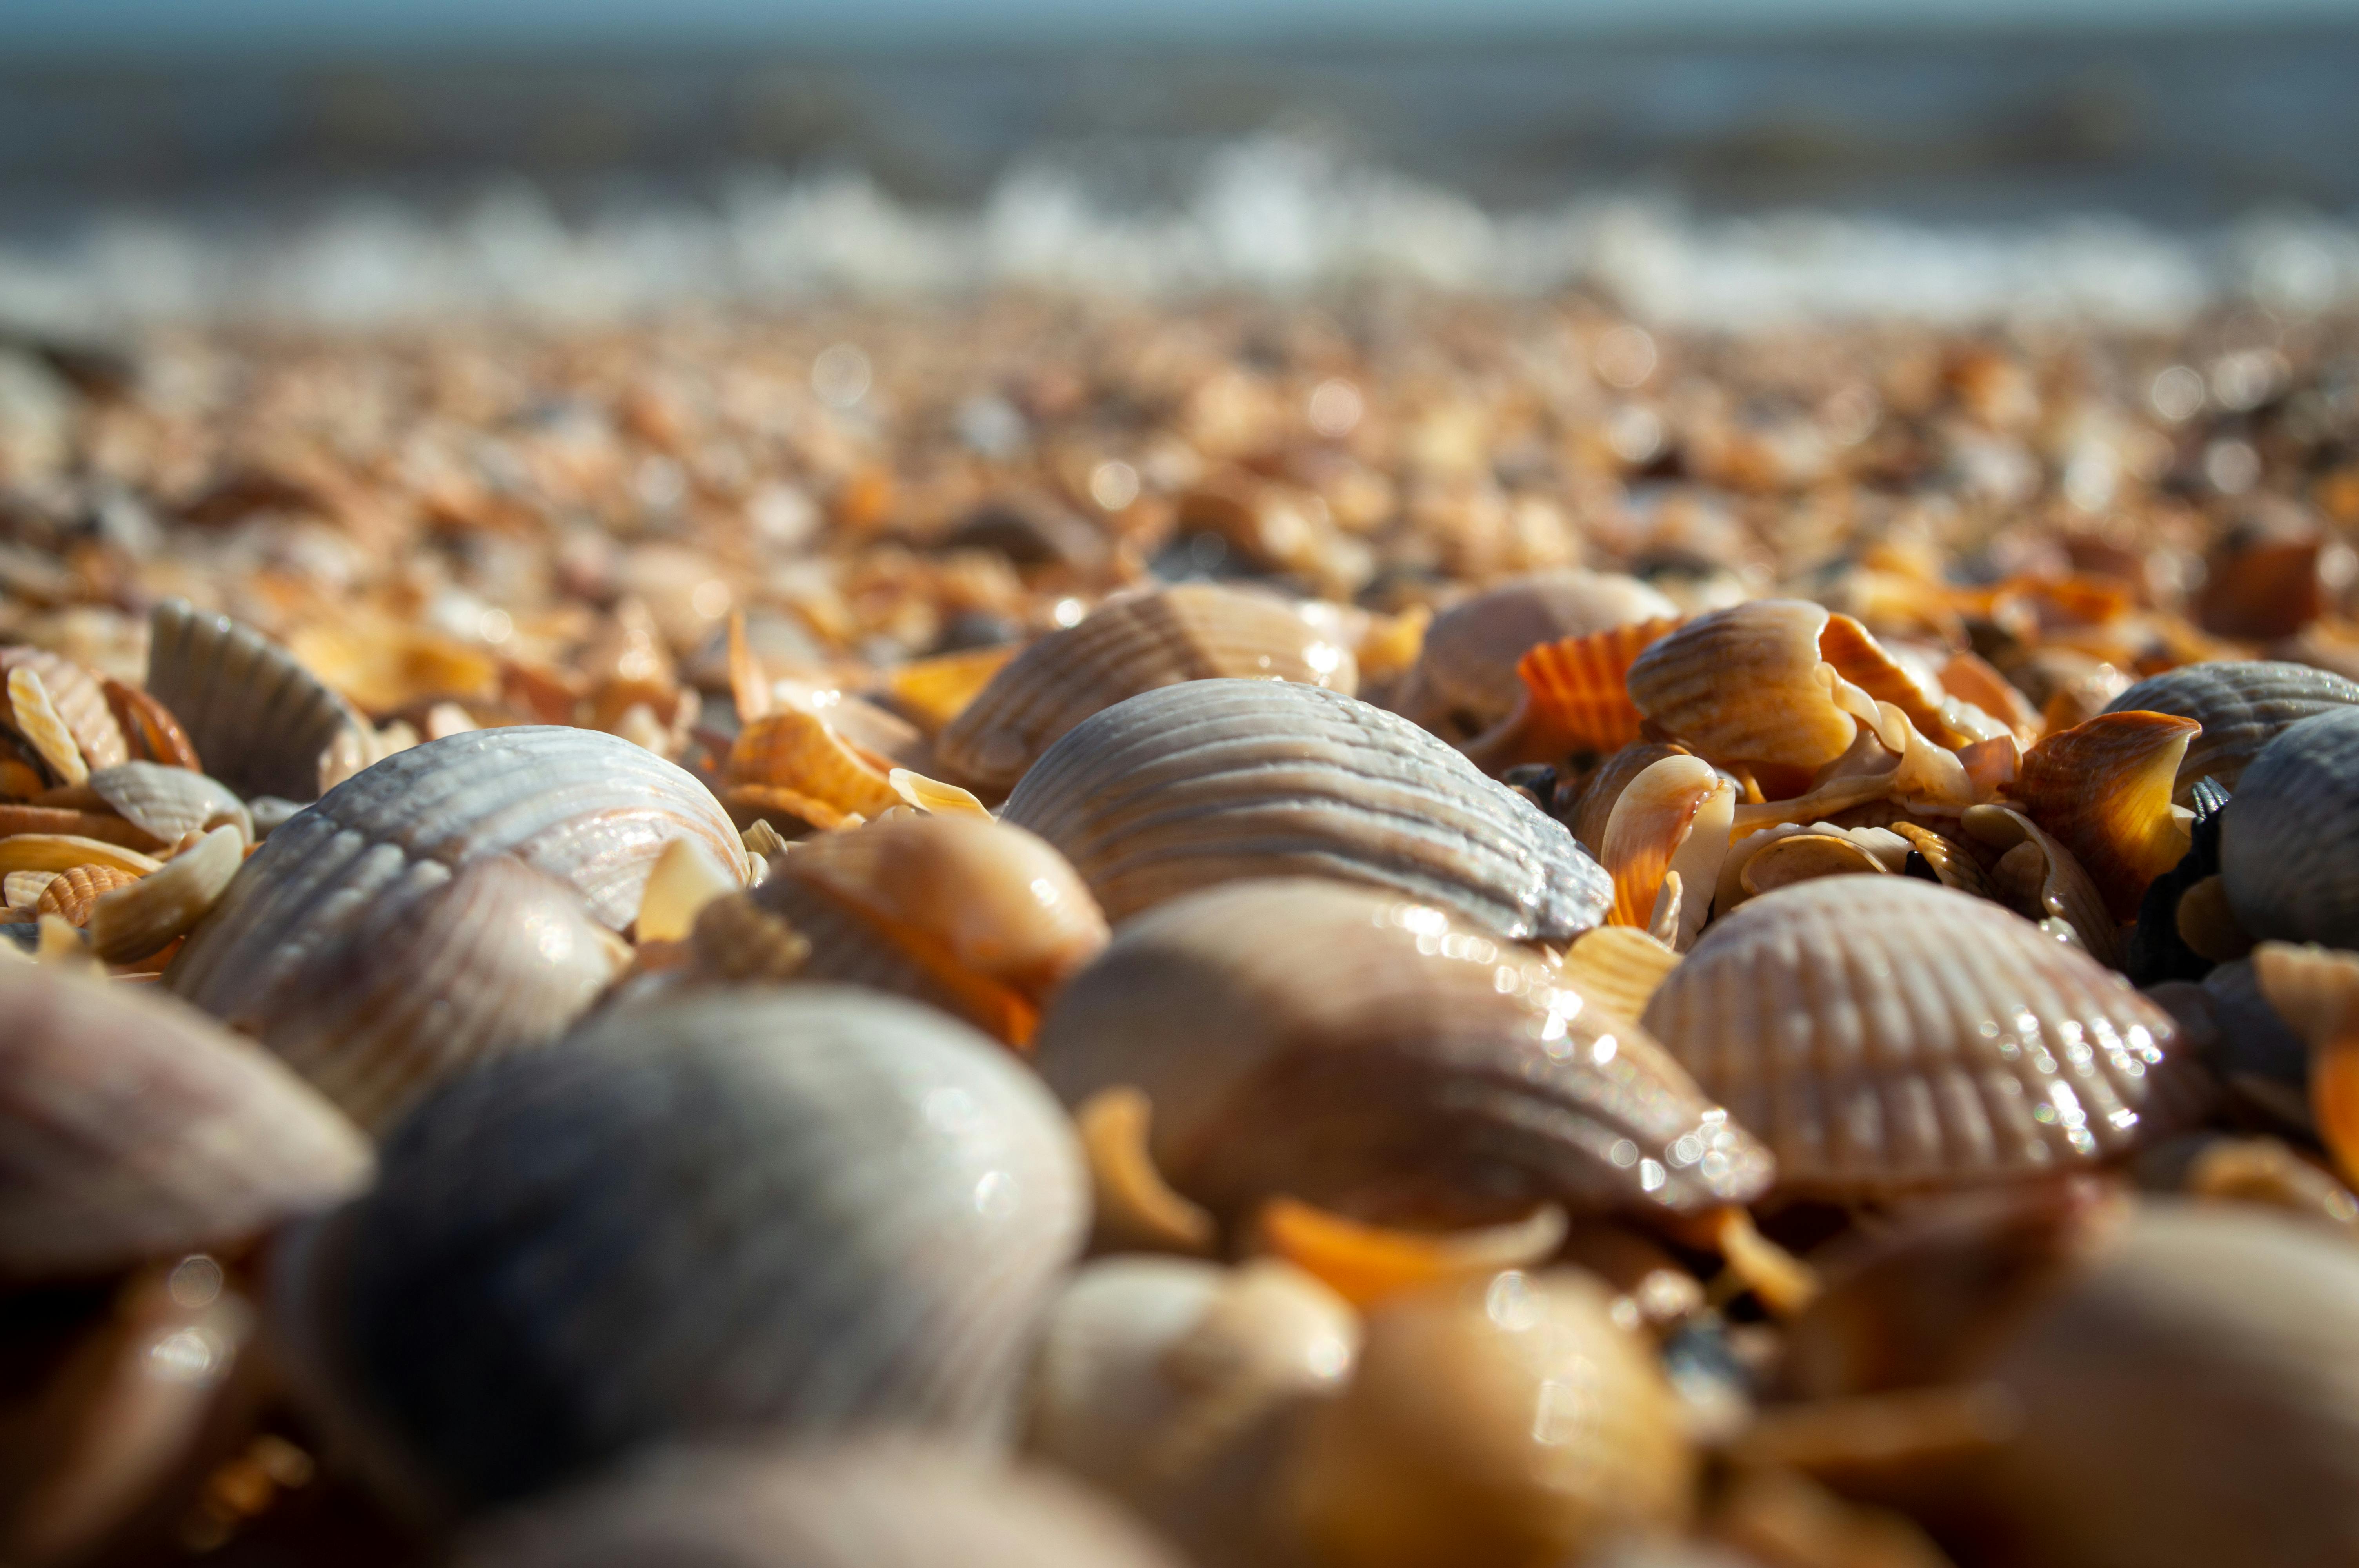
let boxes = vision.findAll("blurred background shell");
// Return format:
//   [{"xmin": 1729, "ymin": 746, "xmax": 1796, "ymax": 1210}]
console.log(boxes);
[
  {"xmin": 0, "ymin": 962, "xmax": 370, "ymax": 1281},
  {"xmin": 168, "ymin": 726, "xmax": 738, "ymax": 1126},
  {"xmin": 1391, "ymin": 570, "xmax": 1677, "ymax": 744},
  {"xmin": 143, "ymin": 599, "xmax": 365, "ymax": 803},
  {"xmin": 284, "ymin": 987, "xmax": 1087, "ymax": 1512},
  {"xmin": 2105, "ymin": 660, "xmax": 2359, "ymax": 805},
  {"xmin": 448, "ymin": 1438, "xmax": 1187, "ymax": 1568},
  {"xmin": 938, "ymin": 583, "xmax": 1356, "ymax": 794},
  {"xmin": 1641, "ymin": 877, "xmax": 2211, "ymax": 1198},
  {"xmin": 1035, "ymin": 877, "xmax": 1771, "ymax": 1229},
  {"xmin": 1001, "ymin": 679, "xmax": 1611, "ymax": 943},
  {"xmin": 2222, "ymin": 706, "xmax": 2359, "ymax": 947}
]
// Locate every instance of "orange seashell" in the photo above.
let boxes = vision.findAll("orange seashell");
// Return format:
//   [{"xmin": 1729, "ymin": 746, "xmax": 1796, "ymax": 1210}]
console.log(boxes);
[
  {"xmin": 727, "ymin": 708, "xmax": 902, "ymax": 827},
  {"xmin": 1939, "ymin": 651, "xmax": 2042, "ymax": 748},
  {"xmin": 2251, "ymin": 942, "xmax": 2359, "ymax": 1189},
  {"xmin": 1817, "ymin": 612, "xmax": 1974, "ymax": 749},
  {"xmin": 1075, "ymin": 1086, "xmax": 1218, "ymax": 1255},
  {"xmin": 0, "ymin": 805, "xmax": 163, "ymax": 853},
  {"xmin": 1597, "ymin": 754, "xmax": 1734, "ymax": 949},
  {"xmin": 2003, "ymin": 710, "xmax": 2198, "ymax": 922},
  {"xmin": 1627, "ymin": 601, "xmax": 1877, "ymax": 773},
  {"xmin": 2198, "ymin": 530, "xmax": 2325, "ymax": 642},
  {"xmin": 1559, "ymin": 925, "xmax": 1683, "ymax": 1027},
  {"xmin": 1249, "ymin": 1196, "xmax": 1568, "ymax": 1309},
  {"xmin": 100, "ymin": 678, "xmax": 200, "ymax": 771},
  {"xmin": 1506, "ymin": 615, "xmax": 1684, "ymax": 762},
  {"xmin": 885, "ymin": 644, "xmax": 1023, "ymax": 736},
  {"xmin": 35, "ymin": 863, "xmax": 141, "ymax": 926},
  {"xmin": 1567, "ymin": 741, "xmax": 1688, "ymax": 856},
  {"xmin": 287, "ymin": 618, "xmax": 502, "ymax": 717}
]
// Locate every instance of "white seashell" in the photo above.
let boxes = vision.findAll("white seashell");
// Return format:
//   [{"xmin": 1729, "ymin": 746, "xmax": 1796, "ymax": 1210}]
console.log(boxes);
[
  {"xmin": 87, "ymin": 762, "xmax": 252, "ymax": 845},
  {"xmin": 87, "ymin": 822, "xmax": 243, "ymax": 962}
]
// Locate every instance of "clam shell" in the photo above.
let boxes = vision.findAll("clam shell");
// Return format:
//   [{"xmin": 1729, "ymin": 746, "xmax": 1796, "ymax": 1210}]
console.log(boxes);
[
  {"xmin": 939, "ymin": 584, "xmax": 1357, "ymax": 793},
  {"xmin": 1, "ymin": 647, "xmax": 127, "ymax": 773},
  {"xmin": 1641, "ymin": 877, "xmax": 2211, "ymax": 1197},
  {"xmin": 102, "ymin": 675, "xmax": 202, "ymax": 771},
  {"xmin": 2106, "ymin": 660, "xmax": 2359, "ymax": 805},
  {"xmin": 1035, "ymin": 878, "xmax": 1773, "ymax": 1229},
  {"xmin": 144, "ymin": 599, "xmax": 365, "ymax": 802},
  {"xmin": 289, "ymin": 987, "xmax": 1086, "ymax": 1510},
  {"xmin": 168, "ymin": 727, "xmax": 739, "ymax": 1125},
  {"xmin": 1627, "ymin": 600, "xmax": 1867, "ymax": 772},
  {"xmin": 450, "ymin": 1440, "xmax": 1187, "ymax": 1568},
  {"xmin": 1567, "ymin": 741, "xmax": 1688, "ymax": 856},
  {"xmin": 0, "ymin": 963, "xmax": 370, "ymax": 1280},
  {"xmin": 1393, "ymin": 571, "xmax": 1676, "ymax": 743},
  {"xmin": 1001, "ymin": 680, "xmax": 1611, "ymax": 944},
  {"xmin": 2222, "ymin": 706, "xmax": 2359, "ymax": 947},
  {"xmin": 86, "ymin": 762, "xmax": 251, "ymax": 845}
]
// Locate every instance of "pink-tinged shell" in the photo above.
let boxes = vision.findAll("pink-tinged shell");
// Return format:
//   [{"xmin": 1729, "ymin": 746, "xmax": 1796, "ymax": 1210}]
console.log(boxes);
[
  {"xmin": 0, "ymin": 962, "xmax": 371, "ymax": 1281},
  {"xmin": 939, "ymin": 583, "xmax": 1357, "ymax": 793},
  {"xmin": 1640, "ymin": 877, "xmax": 2212, "ymax": 1198},
  {"xmin": 1393, "ymin": 570, "xmax": 1677, "ymax": 743}
]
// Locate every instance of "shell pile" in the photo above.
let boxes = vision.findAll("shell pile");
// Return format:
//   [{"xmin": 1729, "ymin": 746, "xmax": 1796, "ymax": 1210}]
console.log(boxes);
[{"xmin": 6, "ymin": 305, "xmax": 2359, "ymax": 1566}]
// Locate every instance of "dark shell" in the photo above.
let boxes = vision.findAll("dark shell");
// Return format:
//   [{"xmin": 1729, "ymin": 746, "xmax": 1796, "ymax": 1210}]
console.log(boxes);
[
  {"xmin": 144, "ymin": 598, "xmax": 365, "ymax": 802},
  {"xmin": 2106, "ymin": 660, "xmax": 2359, "ymax": 805},
  {"xmin": 1001, "ymin": 679, "xmax": 1612, "ymax": 944},
  {"xmin": 2223, "ymin": 706, "xmax": 2359, "ymax": 947}
]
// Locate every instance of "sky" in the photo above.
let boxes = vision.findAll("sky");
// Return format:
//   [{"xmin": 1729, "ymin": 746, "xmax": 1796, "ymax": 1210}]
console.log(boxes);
[{"xmin": 12, "ymin": 0, "xmax": 2359, "ymax": 54}]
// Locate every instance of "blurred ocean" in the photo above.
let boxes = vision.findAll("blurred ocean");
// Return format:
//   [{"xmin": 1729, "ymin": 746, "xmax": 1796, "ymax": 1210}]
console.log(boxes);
[{"xmin": 4, "ymin": 25, "xmax": 2358, "ymax": 328}]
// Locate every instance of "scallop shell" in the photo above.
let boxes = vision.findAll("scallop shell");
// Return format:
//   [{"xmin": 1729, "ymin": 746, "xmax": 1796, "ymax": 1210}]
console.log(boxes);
[
  {"xmin": 1, "ymin": 647, "xmax": 127, "ymax": 773},
  {"xmin": 144, "ymin": 599, "xmax": 366, "ymax": 802},
  {"xmin": 2222, "ymin": 707, "xmax": 2359, "ymax": 947},
  {"xmin": 1035, "ymin": 878, "xmax": 1772, "ymax": 1229},
  {"xmin": 0, "ymin": 962, "xmax": 370, "ymax": 1280},
  {"xmin": 1464, "ymin": 616, "xmax": 1686, "ymax": 772},
  {"xmin": 1281, "ymin": 1270, "xmax": 1694, "ymax": 1568},
  {"xmin": 2105, "ymin": 661, "xmax": 2359, "ymax": 805},
  {"xmin": 86, "ymin": 762, "xmax": 251, "ymax": 845},
  {"xmin": 1001, "ymin": 680, "xmax": 1611, "ymax": 944},
  {"xmin": 1640, "ymin": 877, "xmax": 2212, "ymax": 1197},
  {"xmin": 168, "ymin": 727, "xmax": 739, "ymax": 1125},
  {"xmin": 1392, "ymin": 570, "xmax": 1676, "ymax": 744},
  {"xmin": 34, "ymin": 862, "xmax": 141, "ymax": 925},
  {"xmin": 939, "ymin": 584, "xmax": 1358, "ymax": 793},
  {"xmin": 2004, "ymin": 711, "xmax": 2198, "ymax": 922},
  {"xmin": 283, "ymin": 988, "xmax": 1086, "ymax": 1511},
  {"xmin": 450, "ymin": 1440, "xmax": 1187, "ymax": 1568}
]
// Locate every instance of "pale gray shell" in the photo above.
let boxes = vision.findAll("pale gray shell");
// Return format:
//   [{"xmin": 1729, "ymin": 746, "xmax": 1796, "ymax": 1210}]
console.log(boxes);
[
  {"xmin": 2222, "ymin": 706, "xmax": 2359, "ymax": 947},
  {"xmin": 168, "ymin": 727, "xmax": 740, "ymax": 1127},
  {"xmin": 0, "ymin": 962, "xmax": 371, "ymax": 1281},
  {"xmin": 1001, "ymin": 680, "xmax": 1612, "ymax": 943},
  {"xmin": 2106, "ymin": 660, "xmax": 2359, "ymax": 804},
  {"xmin": 87, "ymin": 761, "xmax": 252, "ymax": 843},
  {"xmin": 1037, "ymin": 878, "xmax": 1771, "ymax": 1224},
  {"xmin": 938, "ymin": 583, "xmax": 1356, "ymax": 793},
  {"xmin": 449, "ymin": 1439, "xmax": 1185, "ymax": 1568},
  {"xmin": 296, "ymin": 988, "xmax": 1087, "ymax": 1510},
  {"xmin": 1641, "ymin": 877, "xmax": 2212, "ymax": 1198},
  {"xmin": 144, "ymin": 598, "xmax": 364, "ymax": 802},
  {"xmin": 1392, "ymin": 570, "xmax": 1677, "ymax": 742}
]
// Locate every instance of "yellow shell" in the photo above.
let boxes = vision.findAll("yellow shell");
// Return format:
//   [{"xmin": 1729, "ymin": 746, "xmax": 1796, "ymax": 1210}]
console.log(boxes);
[
  {"xmin": 885, "ymin": 644, "xmax": 1022, "ymax": 735},
  {"xmin": 726, "ymin": 709, "xmax": 902, "ymax": 828},
  {"xmin": 7, "ymin": 667, "xmax": 89, "ymax": 787},
  {"xmin": 287, "ymin": 619, "xmax": 502, "ymax": 717},
  {"xmin": 2003, "ymin": 710, "xmax": 2197, "ymax": 922},
  {"xmin": 1558, "ymin": 925, "xmax": 1683, "ymax": 1025}
]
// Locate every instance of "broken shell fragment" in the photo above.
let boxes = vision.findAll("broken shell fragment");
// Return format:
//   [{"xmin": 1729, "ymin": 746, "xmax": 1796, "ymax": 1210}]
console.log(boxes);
[
  {"xmin": 1001, "ymin": 679, "xmax": 1611, "ymax": 943},
  {"xmin": 87, "ymin": 824, "xmax": 247, "ymax": 963},
  {"xmin": 1642, "ymin": 877, "xmax": 2210, "ymax": 1197},
  {"xmin": 2106, "ymin": 660, "xmax": 2359, "ymax": 804},
  {"xmin": 144, "ymin": 599, "xmax": 366, "ymax": 803},
  {"xmin": 1392, "ymin": 570, "xmax": 1677, "ymax": 744},
  {"xmin": 1598, "ymin": 753, "xmax": 1734, "ymax": 949},
  {"xmin": 726, "ymin": 708, "xmax": 902, "ymax": 830},
  {"xmin": 2003, "ymin": 710, "xmax": 2198, "ymax": 921}
]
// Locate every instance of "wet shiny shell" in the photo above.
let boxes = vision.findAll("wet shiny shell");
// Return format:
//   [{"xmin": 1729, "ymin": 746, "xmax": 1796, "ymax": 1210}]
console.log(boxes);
[
  {"xmin": 1641, "ymin": 877, "xmax": 2211, "ymax": 1197},
  {"xmin": 1001, "ymin": 680, "xmax": 1611, "ymax": 943},
  {"xmin": 2106, "ymin": 660, "xmax": 2359, "ymax": 805},
  {"xmin": 168, "ymin": 727, "xmax": 739, "ymax": 1127},
  {"xmin": 298, "ymin": 988, "xmax": 1087, "ymax": 1511},
  {"xmin": 1392, "ymin": 570, "xmax": 1677, "ymax": 742},
  {"xmin": 450, "ymin": 1439, "xmax": 1186, "ymax": 1568},
  {"xmin": 144, "ymin": 598, "xmax": 365, "ymax": 802},
  {"xmin": 2223, "ymin": 706, "xmax": 2359, "ymax": 947},
  {"xmin": 1036, "ymin": 878, "xmax": 1772, "ymax": 1227},
  {"xmin": 938, "ymin": 584, "xmax": 1357, "ymax": 793},
  {"xmin": 0, "ymin": 963, "xmax": 371, "ymax": 1281}
]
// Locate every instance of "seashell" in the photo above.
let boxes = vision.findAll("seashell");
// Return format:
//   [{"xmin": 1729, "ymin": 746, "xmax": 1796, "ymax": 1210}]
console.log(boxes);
[
  {"xmin": 145, "ymin": 599, "xmax": 366, "ymax": 803},
  {"xmin": 34, "ymin": 862, "xmax": 141, "ymax": 926},
  {"xmin": 6, "ymin": 667, "xmax": 89, "ymax": 786},
  {"xmin": 2129, "ymin": 1132, "xmax": 2359, "ymax": 1232},
  {"xmin": 1035, "ymin": 878, "xmax": 1772, "ymax": 1231},
  {"xmin": 0, "ymin": 804, "xmax": 163, "ymax": 852},
  {"xmin": 102, "ymin": 676, "xmax": 202, "ymax": 771},
  {"xmin": 285, "ymin": 619, "xmax": 501, "ymax": 717},
  {"xmin": 939, "ymin": 584, "xmax": 1357, "ymax": 794},
  {"xmin": 1959, "ymin": 804, "xmax": 2123, "ymax": 968},
  {"xmin": 0, "ymin": 835, "xmax": 161, "ymax": 877},
  {"xmin": 1393, "ymin": 570, "xmax": 1677, "ymax": 744},
  {"xmin": 2, "ymin": 647, "xmax": 127, "ymax": 773},
  {"xmin": 86, "ymin": 762, "xmax": 250, "ymax": 845},
  {"xmin": 1280, "ymin": 1270, "xmax": 1694, "ymax": 1568},
  {"xmin": 887, "ymin": 765, "xmax": 990, "ymax": 818},
  {"xmin": 1784, "ymin": 1196, "xmax": 2359, "ymax": 1568},
  {"xmin": 279, "ymin": 988, "xmax": 1086, "ymax": 1512},
  {"xmin": 884, "ymin": 644, "xmax": 1021, "ymax": 735},
  {"xmin": 2248, "ymin": 942, "xmax": 2359, "ymax": 1187},
  {"xmin": 1467, "ymin": 615, "xmax": 1687, "ymax": 773},
  {"xmin": 1887, "ymin": 817, "xmax": 1996, "ymax": 901},
  {"xmin": 1733, "ymin": 826, "xmax": 1898, "ymax": 900},
  {"xmin": 635, "ymin": 837, "xmax": 742, "ymax": 944},
  {"xmin": 0, "ymin": 962, "xmax": 369, "ymax": 1280},
  {"xmin": 1250, "ymin": 1198, "xmax": 1568, "ymax": 1310},
  {"xmin": 1598, "ymin": 753, "xmax": 1733, "ymax": 949},
  {"xmin": 449, "ymin": 1439, "xmax": 1187, "ymax": 1568},
  {"xmin": 168, "ymin": 727, "xmax": 738, "ymax": 1126},
  {"xmin": 1559, "ymin": 925, "xmax": 1683, "ymax": 1025},
  {"xmin": 2222, "ymin": 707, "xmax": 2359, "ymax": 947},
  {"xmin": 725, "ymin": 708, "xmax": 901, "ymax": 830},
  {"xmin": 692, "ymin": 813, "xmax": 1107, "ymax": 1048},
  {"xmin": 2003, "ymin": 710, "xmax": 2197, "ymax": 921},
  {"xmin": 3, "ymin": 869, "xmax": 56, "ymax": 908},
  {"xmin": 2189, "ymin": 955, "xmax": 2314, "ymax": 1135},
  {"xmin": 87, "ymin": 824, "xmax": 244, "ymax": 963},
  {"xmin": 1641, "ymin": 877, "xmax": 2211, "ymax": 1198},
  {"xmin": 1938, "ymin": 650, "xmax": 2042, "ymax": 747},
  {"xmin": 2105, "ymin": 660, "xmax": 2359, "ymax": 806},
  {"xmin": 1001, "ymin": 679, "xmax": 1611, "ymax": 943},
  {"xmin": 1024, "ymin": 1257, "xmax": 1358, "ymax": 1566}
]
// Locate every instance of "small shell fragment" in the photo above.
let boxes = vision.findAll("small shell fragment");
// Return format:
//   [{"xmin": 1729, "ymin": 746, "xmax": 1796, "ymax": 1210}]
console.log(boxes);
[
  {"xmin": 86, "ymin": 762, "xmax": 251, "ymax": 845},
  {"xmin": 88, "ymin": 824, "xmax": 244, "ymax": 962},
  {"xmin": 2004, "ymin": 710, "xmax": 2198, "ymax": 922},
  {"xmin": 2106, "ymin": 660, "xmax": 2359, "ymax": 804},
  {"xmin": 7, "ymin": 668, "xmax": 89, "ymax": 786},
  {"xmin": 33, "ymin": 863, "xmax": 141, "ymax": 926}
]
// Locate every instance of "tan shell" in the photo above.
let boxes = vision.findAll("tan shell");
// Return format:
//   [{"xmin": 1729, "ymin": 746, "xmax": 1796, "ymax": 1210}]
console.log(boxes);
[
  {"xmin": 168, "ymin": 727, "xmax": 737, "ymax": 1129},
  {"xmin": 87, "ymin": 823, "xmax": 245, "ymax": 961},
  {"xmin": 1001, "ymin": 679, "xmax": 1611, "ymax": 944},
  {"xmin": 2106, "ymin": 660, "xmax": 2359, "ymax": 805},
  {"xmin": 2004, "ymin": 711, "xmax": 2197, "ymax": 922},
  {"xmin": 1392, "ymin": 571, "xmax": 1677, "ymax": 743},
  {"xmin": 1035, "ymin": 878, "xmax": 1773, "ymax": 1229},
  {"xmin": 1641, "ymin": 877, "xmax": 2211, "ymax": 1198},
  {"xmin": 1280, "ymin": 1269, "xmax": 1694, "ymax": 1568},
  {"xmin": 86, "ymin": 762, "xmax": 251, "ymax": 845},
  {"xmin": 1, "ymin": 647, "xmax": 128, "ymax": 773},
  {"xmin": 939, "ymin": 584, "xmax": 1358, "ymax": 793},
  {"xmin": 34, "ymin": 862, "xmax": 141, "ymax": 926},
  {"xmin": 1959, "ymin": 804, "xmax": 2123, "ymax": 967},
  {"xmin": 1567, "ymin": 741, "xmax": 1688, "ymax": 856},
  {"xmin": 7, "ymin": 667, "xmax": 89, "ymax": 786},
  {"xmin": 0, "ymin": 962, "xmax": 371, "ymax": 1280},
  {"xmin": 450, "ymin": 1440, "xmax": 1188, "ymax": 1568},
  {"xmin": 144, "ymin": 599, "xmax": 366, "ymax": 803},
  {"xmin": 1559, "ymin": 926, "xmax": 1683, "ymax": 1025},
  {"xmin": 1626, "ymin": 600, "xmax": 1875, "ymax": 772}
]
